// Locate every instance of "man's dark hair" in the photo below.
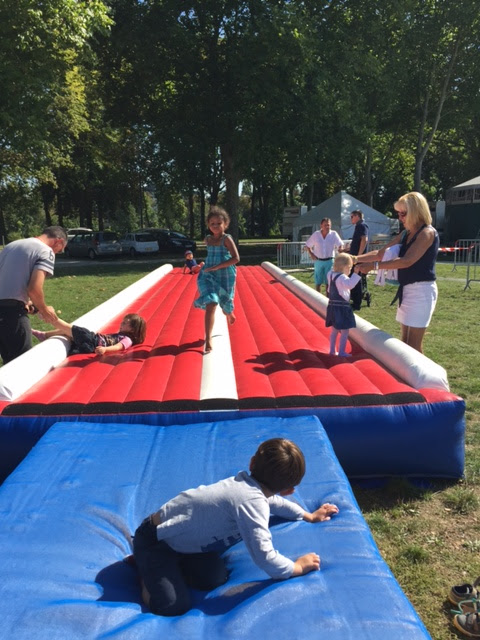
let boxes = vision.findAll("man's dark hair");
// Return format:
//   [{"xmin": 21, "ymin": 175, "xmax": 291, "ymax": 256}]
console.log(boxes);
[
  {"xmin": 43, "ymin": 226, "xmax": 68, "ymax": 242},
  {"xmin": 250, "ymin": 438, "xmax": 306, "ymax": 493},
  {"xmin": 351, "ymin": 210, "xmax": 364, "ymax": 221}
]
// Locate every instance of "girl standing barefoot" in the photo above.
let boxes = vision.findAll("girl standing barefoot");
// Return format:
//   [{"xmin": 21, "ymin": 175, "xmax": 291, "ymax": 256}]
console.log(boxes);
[{"xmin": 194, "ymin": 207, "xmax": 240, "ymax": 352}]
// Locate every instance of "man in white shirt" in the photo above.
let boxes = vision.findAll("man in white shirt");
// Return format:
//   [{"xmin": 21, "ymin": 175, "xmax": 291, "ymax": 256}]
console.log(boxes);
[{"xmin": 305, "ymin": 218, "xmax": 343, "ymax": 293}]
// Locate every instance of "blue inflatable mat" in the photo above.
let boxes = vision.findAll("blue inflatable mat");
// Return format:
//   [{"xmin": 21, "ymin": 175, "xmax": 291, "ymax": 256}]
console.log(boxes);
[{"xmin": 0, "ymin": 416, "xmax": 430, "ymax": 639}]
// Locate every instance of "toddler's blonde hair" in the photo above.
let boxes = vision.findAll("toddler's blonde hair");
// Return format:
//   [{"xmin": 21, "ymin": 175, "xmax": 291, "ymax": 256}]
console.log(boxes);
[{"xmin": 333, "ymin": 252, "xmax": 353, "ymax": 272}]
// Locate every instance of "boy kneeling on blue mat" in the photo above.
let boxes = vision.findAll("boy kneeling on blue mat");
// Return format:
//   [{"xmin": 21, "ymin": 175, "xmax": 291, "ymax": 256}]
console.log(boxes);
[{"xmin": 131, "ymin": 438, "xmax": 339, "ymax": 616}]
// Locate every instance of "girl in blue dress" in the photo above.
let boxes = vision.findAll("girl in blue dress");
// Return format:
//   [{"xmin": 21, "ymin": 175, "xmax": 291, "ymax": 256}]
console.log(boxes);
[{"xmin": 194, "ymin": 207, "xmax": 240, "ymax": 352}]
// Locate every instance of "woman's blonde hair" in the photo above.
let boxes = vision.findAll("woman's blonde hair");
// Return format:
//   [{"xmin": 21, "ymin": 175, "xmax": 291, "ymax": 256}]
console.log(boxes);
[
  {"xmin": 333, "ymin": 252, "xmax": 353, "ymax": 272},
  {"xmin": 395, "ymin": 192, "xmax": 432, "ymax": 227}
]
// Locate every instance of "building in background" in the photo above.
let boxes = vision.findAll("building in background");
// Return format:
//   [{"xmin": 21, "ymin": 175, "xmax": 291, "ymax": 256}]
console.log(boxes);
[{"xmin": 445, "ymin": 177, "xmax": 480, "ymax": 243}]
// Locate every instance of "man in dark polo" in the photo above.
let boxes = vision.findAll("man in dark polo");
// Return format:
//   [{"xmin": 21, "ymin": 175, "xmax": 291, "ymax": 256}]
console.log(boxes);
[{"xmin": 348, "ymin": 210, "xmax": 368, "ymax": 310}]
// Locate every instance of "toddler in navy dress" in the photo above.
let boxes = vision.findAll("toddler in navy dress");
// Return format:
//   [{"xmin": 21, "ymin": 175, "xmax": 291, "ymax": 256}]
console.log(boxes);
[{"xmin": 326, "ymin": 253, "xmax": 361, "ymax": 357}]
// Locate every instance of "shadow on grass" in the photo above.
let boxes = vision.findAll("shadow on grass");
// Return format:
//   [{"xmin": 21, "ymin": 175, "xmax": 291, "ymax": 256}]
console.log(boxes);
[{"xmin": 352, "ymin": 476, "xmax": 461, "ymax": 512}]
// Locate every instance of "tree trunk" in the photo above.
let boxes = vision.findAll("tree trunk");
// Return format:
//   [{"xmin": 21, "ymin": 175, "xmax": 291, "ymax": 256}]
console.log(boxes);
[
  {"xmin": 306, "ymin": 182, "xmax": 314, "ymax": 210},
  {"xmin": 220, "ymin": 142, "xmax": 240, "ymax": 242},
  {"xmin": 414, "ymin": 38, "xmax": 460, "ymax": 192},
  {"xmin": 199, "ymin": 188, "xmax": 206, "ymax": 238},
  {"xmin": 250, "ymin": 184, "xmax": 256, "ymax": 237},
  {"xmin": 364, "ymin": 145, "xmax": 373, "ymax": 207},
  {"xmin": 188, "ymin": 183, "xmax": 195, "ymax": 238},
  {"xmin": 40, "ymin": 183, "xmax": 55, "ymax": 227},
  {"xmin": 0, "ymin": 205, "xmax": 6, "ymax": 244}
]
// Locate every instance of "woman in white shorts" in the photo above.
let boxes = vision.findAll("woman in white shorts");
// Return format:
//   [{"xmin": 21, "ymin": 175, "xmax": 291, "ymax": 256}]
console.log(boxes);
[{"xmin": 354, "ymin": 192, "xmax": 439, "ymax": 354}]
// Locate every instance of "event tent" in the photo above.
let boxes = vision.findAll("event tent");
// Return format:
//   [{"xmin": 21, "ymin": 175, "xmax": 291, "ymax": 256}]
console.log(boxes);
[{"xmin": 292, "ymin": 191, "xmax": 395, "ymax": 242}]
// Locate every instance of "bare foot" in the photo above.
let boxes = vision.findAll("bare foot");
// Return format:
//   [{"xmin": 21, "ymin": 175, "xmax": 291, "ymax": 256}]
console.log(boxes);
[
  {"xmin": 205, "ymin": 339, "xmax": 213, "ymax": 353},
  {"xmin": 227, "ymin": 313, "xmax": 236, "ymax": 325}
]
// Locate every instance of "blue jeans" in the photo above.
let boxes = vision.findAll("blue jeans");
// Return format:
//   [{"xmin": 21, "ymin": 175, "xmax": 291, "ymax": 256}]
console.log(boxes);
[{"xmin": 133, "ymin": 517, "xmax": 228, "ymax": 616}]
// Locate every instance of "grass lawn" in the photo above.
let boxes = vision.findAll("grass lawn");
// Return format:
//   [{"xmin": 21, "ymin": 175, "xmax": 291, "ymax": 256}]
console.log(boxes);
[
  {"xmin": 16, "ymin": 253, "xmax": 480, "ymax": 638},
  {"xmin": 291, "ymin": 262, "xmax": 480, "ymax": 640}
]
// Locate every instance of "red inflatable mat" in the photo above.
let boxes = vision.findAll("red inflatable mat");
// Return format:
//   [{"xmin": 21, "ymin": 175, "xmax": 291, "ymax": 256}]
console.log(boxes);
[
  {"xmin": 4, "ymin": 270, "xmax": 205, "ymax": 415},
  {"xmin": 229, "ymin": 267, "xmax": 424, "ymax": 408},
  {"xmin": 2, "ymin": 266, "xmax": 424, "ymax": 416}
]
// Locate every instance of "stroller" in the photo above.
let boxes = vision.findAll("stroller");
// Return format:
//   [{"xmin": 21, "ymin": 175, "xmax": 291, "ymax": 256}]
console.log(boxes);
[
  {"xmin": 361, "ymin": 273, "xmax": 372, "ymax": 307},
  {"xmin": 350, "ymin": 270, "xmax": 371, "ymax": 310}
]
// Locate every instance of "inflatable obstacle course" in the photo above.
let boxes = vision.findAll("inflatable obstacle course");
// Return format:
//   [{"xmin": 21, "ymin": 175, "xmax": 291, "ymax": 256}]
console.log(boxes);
[{"xmin": 0, "ymin": 265, "xmax": 465, "ymax": 481}]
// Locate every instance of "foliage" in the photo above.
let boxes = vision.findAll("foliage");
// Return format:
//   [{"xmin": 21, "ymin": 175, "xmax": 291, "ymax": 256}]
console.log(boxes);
[{"xmin": 1, "ymin": 1, "xmax": 480, "ymax": 242}]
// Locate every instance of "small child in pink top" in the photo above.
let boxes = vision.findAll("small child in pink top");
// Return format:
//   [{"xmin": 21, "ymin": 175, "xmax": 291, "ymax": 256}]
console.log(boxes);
[{"xmin": 32, "ymin": 313, "xmax": 146, "ymax": 355}]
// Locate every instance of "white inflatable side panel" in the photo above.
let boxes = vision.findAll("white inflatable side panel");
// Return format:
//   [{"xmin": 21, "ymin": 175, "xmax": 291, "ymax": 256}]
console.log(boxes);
[
  {"xmin": 0, "ymin": 264, "xmax": 173, "ymax": 402},
  {"xmin": 200, "ymin": 305, "xmax": 238, "ymax": 403},
  {"xmin": 262, "ymin": 261, "xmax": 449, "ymax": 392}
]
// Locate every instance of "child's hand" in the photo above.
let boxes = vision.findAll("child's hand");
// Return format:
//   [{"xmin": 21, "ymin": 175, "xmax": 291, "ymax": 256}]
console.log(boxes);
[
  {"xmin": 26, "ymin": 300, "xmax": 38, "ymax": 314},
  {"xmin": 95, "ymin": 346, "xmax": 106, "ymax": 355},
  {"xmin": 307, "ymin": 503, "xmax": 339, "ymax": 522},
  {"xmin": 292, "ymin": 552, "xmax": 320, "ymax": 576}
]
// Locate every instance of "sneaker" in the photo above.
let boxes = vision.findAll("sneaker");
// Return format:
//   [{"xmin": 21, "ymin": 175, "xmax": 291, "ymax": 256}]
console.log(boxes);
[
  {"xmin": 453, "ymin": 612, "xmax": 480, "ymax": 637},
  {"xmin": 450, "ymin": 578, "xmax": 480, "ymax": 606}
]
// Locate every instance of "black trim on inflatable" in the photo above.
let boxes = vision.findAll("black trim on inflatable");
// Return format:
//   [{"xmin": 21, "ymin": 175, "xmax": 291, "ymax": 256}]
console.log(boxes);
[{"xmin": 1, "ymin": 391, "xmax": 425, "ymax": 417}]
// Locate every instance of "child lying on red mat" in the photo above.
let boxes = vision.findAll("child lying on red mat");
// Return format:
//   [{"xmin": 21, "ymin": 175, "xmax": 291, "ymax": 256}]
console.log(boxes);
[{"xmin": 32, "ymin": 313, "xmax": 146, "ymax": 355}]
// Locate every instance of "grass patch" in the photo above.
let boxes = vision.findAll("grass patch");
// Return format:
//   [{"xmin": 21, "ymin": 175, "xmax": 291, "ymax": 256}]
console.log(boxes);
[
  {"xmin": 398, "ymin": 545, "xmax": 430, "ymax": 565},
  {"xmin": 287, "ymin": 262, "xmax": 480, "ymax": 639},
  {"xmin": 442, "ymin": 487, "xmax": 479, "ymax": 515}
]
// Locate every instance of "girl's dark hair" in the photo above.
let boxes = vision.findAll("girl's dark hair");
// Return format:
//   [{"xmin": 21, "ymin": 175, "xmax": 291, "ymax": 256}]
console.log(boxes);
[
  {"xmin": 207, "ymin": 206, "xmax": 230, "ymax": 227},
  {"xmin": 250, "ymin": 438, "xmax": 305, "ymax": 493},
  {"xmin": 122, "ymin": 313, "xmax": 147, "ymax": 345}
]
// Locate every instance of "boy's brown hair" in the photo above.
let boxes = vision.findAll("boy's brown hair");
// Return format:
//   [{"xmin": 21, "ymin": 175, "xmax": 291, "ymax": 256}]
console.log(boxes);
[
  {"xmin": 250, "ymin": 438, "xmax": 305, "ymax": 493},
  {"xmin": 122, "ymin": 313, "xmax": 147, "ymax": 345}
]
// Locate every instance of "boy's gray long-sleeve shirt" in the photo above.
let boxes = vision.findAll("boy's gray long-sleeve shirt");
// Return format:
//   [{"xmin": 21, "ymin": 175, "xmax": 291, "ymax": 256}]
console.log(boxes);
[{"xmin": 153, "ymin": 471, "xmax": 305, "ymax": 579}]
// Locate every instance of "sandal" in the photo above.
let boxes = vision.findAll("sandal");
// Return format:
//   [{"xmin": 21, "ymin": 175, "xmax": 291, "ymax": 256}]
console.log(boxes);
[
  {"xmin": 453, "ymin": 612, "xmax": 480, "ymax": 638},
  {"xmin": 449, "ymin": 577, "xmax": 480, "ymax": 606},
  {"xmin": 451, "ymin": 599, "xmax": 479, "ymax": 616}
]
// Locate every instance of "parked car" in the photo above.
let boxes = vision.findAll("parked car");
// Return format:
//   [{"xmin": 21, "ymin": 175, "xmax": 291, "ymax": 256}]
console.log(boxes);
[
  {"xmin": 64, "ymin": 231, "xmax": 122, "ymax": 259},
  {"xmin": 67, "ymin": 227, "xmax": 92, "ymax": 241},
  {"xmin": 120, "ymin": 232, "xmax": 159, "ymax": 257},
  {"xmin": 140, "ymin": 228, "xmax": 197, "ymax": 253}
]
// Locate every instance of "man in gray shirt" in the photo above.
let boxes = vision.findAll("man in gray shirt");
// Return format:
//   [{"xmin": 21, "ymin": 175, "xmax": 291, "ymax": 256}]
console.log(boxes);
[{"xmin": 0, "ymin": 226, "xmax": 67, "ymax": 364}]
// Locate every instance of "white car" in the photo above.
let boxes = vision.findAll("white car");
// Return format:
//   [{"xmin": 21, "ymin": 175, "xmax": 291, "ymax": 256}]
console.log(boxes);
[{"xmin": 120, "ymin": 232, "xmax": 159, "ymax": 257}]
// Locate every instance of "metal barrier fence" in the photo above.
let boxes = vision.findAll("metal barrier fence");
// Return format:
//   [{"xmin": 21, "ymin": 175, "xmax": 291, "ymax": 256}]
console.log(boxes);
[
  {"xmin": 276, "ymin": 242, "xmax": 313, "ymax": 268},
  {"xmin": 464, "ymin": 239, "xmax": 480, "ymax": 289},
  {"xmin": 276, "ymin": 241, "xmax": 385, "ymax": 269},
  {"xmin": 451, "ymin": 239, "xmax": 480, "ymax": 271}
]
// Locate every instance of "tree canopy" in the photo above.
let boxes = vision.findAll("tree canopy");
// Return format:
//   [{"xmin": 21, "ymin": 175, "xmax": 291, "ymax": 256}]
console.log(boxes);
[{"xmin": 1, "ymin": 0, "xmax": 479, "ymax": 241}]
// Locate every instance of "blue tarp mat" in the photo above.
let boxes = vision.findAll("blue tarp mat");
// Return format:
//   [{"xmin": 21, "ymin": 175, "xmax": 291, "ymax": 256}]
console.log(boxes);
[{"xmin": 0, "ymin": 416, "xmax": 431, "ymax": 639}]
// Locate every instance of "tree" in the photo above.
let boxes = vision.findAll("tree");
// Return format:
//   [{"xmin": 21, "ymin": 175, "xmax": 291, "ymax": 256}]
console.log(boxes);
[{"xmin": 0, "ymin": 0, "xmax": 111, "ymax": 236}]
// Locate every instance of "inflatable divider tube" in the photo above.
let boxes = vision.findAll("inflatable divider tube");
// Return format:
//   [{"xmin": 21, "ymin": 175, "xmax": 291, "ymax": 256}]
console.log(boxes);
[{"xmin": 261, "ymin": 261, "xmax": 449, "ymax": 392}]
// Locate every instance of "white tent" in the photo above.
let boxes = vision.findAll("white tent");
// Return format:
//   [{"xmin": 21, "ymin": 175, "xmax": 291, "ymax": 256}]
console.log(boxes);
[{"xmin": 292, "ymin": 191, "xmax": 395, "ymax": 243}]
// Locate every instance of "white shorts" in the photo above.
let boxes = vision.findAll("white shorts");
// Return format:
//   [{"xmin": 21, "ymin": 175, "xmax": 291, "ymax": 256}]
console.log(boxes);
[{"xmin": 396, "ymin": 281, "xmax": 438, "ymax": 328}]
